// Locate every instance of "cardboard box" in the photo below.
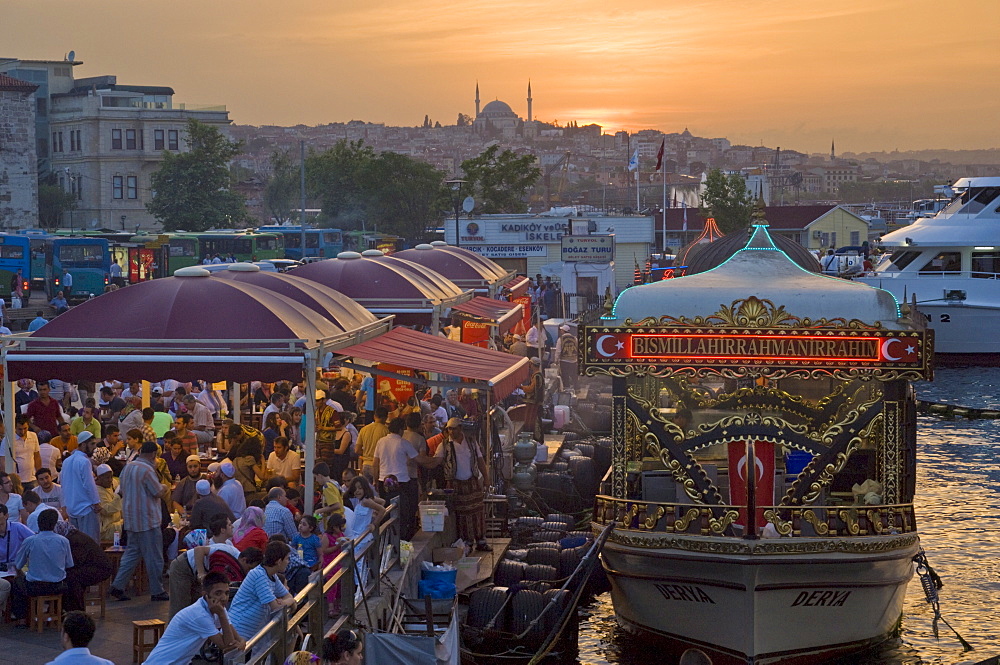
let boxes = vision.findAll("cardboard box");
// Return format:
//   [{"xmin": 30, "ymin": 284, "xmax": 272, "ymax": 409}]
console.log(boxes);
[
  {"xmin": 432, "ymin": 547, "xmax": 465, "ymax": 564},
  {"xmin": 456, "ymin": 557, "xmax": 483, "ymax": 592}
]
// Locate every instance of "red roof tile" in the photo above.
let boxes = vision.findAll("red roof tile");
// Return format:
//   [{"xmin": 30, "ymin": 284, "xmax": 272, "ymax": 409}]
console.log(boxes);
[{"xmin": 0, "ymin": 73, "xmax": 38, "ymax": 93}]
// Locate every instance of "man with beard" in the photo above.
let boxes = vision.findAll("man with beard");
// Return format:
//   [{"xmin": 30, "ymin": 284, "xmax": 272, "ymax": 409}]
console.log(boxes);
[{"xmin": 171, "ymin": 455, "xmax": 205, "ymax": 512}]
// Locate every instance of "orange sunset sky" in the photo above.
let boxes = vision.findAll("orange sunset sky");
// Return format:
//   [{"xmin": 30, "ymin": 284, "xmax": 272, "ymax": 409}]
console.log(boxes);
[{"xmin": 4, "ymin": 0, "xmax": 998, "ymax": 153}]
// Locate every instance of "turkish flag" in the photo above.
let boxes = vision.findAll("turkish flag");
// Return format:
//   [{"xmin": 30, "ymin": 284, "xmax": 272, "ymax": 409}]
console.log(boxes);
[
  {"xmin": 592, "ymin": 333, "xmax": 629, "ymax": 360},
  {"xmin": 655, "ymin": 139, "xmax": 665, "ymax": 172},
  {"xmin": 727, "ymin": 440, "xmax": 775, "ymax": 529},
  {"xmin": 880, "ymin": 337, "xmax": 920, "ymax": 363}
]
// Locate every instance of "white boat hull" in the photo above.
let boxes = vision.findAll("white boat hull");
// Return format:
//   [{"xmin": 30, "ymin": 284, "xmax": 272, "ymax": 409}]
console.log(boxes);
[{"xmin": 601, "ymin": 531, "xmax": 919, "ymax": 664}]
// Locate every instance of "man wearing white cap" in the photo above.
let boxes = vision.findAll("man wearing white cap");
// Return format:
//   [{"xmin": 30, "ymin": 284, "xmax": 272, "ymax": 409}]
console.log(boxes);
[
  {"xmin": 217, "ymin": 461, "xmax": 246, "ymax": 520},
  {"xmin": 509, "ymin": 334, "xmax": 528, "ymax": 357},
  {"xmin": 188, "ymin": 479, "xmax": 234, "ymax": 532},
  {"xmin": 60, "ymin": 431, "xmax": 102, "ymax": 542},
  {"xmin": 94, "ymin": 465, "xmax": 122, "ymax": 543},
  {"xmin": 172, "ymin": 455, "xmax": 206, "ymax": 512}
]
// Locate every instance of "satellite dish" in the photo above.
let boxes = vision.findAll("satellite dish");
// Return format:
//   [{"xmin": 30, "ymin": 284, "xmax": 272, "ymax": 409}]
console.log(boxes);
[
  {"xmin": 88, "ymin": 219, "xmax": 98, "ymax": 229},
  {"xmin": 67, "ymin": 50, "xmax": 76, "ymax": 62},
  {"xmin": 462, "ymin": 196, "xmax": 475, "ymax": 213}
]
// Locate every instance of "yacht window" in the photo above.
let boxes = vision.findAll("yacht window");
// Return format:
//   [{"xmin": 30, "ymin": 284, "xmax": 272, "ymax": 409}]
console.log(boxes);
[
  {"xmin": 971, "ymin": 252, "xmax": 1000, "ymax": 278},
  {"xmin": 887, "ymin": 250, "xmax": 921, "ymax": 270},
  {"xmin": 966, "ymin": 187, "xmax": 1000, "ymax": 215},
  {"xmin": 918, "ymin": 252, "xmax": 961, "ymax": 274}
]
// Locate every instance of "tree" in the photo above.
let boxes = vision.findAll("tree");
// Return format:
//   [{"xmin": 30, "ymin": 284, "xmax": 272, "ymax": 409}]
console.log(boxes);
[
  {"xmin": 457, "ymin": 113, "xmax": 473, "ymax": 127},
  {"xmin": 460, "ymin": 145, "xmax": 542, "ymax": 214},
  {"xmin": 146, "ymin": 119, "xmax": 250, "ymax": 231},
  {"xmin": 38, "ymin": 181, "xmax": 76, "ymax": 229},
  {"xmin": 262, "ymin": 150, "xmax": 299, "ymax": 224},
  {"xmin": 306, "ymin": 139, "xmax": 446, "ymax": 239},
  {"xmin": 700, "ymin": 168, "xmax": 755, "ymax": 234}
]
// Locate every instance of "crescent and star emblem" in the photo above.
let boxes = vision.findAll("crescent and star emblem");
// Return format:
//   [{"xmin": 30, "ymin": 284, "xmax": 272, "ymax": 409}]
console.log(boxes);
[
  {"xmin": 881, "ymin": 338, "xmax": 913, "ymax": 362},
  {"xmin": 595, "ymin": 334, "xmax": 626, "ymax": 358},
  {"xmin": 736, "ymin": 450, "xmax": 765, "ymax": 481}
]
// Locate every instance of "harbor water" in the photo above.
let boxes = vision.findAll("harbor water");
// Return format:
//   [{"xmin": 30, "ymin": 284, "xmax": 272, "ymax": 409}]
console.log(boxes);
[{"xmin": 575, "ymin": 367, "xmax": 1000, "ymax": 665}]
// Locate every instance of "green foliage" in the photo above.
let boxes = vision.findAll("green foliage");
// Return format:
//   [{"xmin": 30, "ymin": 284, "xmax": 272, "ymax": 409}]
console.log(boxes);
[
  {"xmin": 146, "ymin": 119, "xmax": 250, "ymax": 231},
  {"xmin": 263, "ymin": 150, "xmax": 300, "ymax": 224},
  {"xmin": 460, "ymin": 145, "xmax": 542, "ymax": 214},
  {"xmin": 306, "ymin": 139, "xmax": 446, "ymax": 240},
  {"xmin": 700, "ymin": 168, "xmax": 755, "ymax": 234},
  {"xmin": 37, "ymin": 182, "xmax": 76, "ymax": 229}
]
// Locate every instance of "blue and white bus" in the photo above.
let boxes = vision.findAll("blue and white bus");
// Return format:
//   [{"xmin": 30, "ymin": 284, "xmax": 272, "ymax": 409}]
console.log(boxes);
[{"xmin": 259, "ymin": 226, "xmax": 343, "ymax": 260}]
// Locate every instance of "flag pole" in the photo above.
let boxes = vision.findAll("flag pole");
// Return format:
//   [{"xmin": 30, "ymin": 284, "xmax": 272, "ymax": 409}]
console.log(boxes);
[{"xmin": 661, "ymin": 168, "xmax": 667, "ymax": 254}]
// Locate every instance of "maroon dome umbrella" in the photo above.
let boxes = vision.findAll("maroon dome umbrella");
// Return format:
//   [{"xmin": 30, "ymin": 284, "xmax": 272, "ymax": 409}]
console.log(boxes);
[
  {"xmin": 292, "ymin": 251, "xmax": 472, "ymax": 329},
  {"xmin": 427, "ymin": 241, "xmax": 530, "ymax": 297},
  {"xmin": 2, "ymin": 267, "xmax": 386, "ymax": 383},
  {"xmin": 395, "ymin": 243, "xmax": 513, "ymax": 294},
  {"xmin": 210, "ymin": 263, "xmax": 386, "ymax": 332}
]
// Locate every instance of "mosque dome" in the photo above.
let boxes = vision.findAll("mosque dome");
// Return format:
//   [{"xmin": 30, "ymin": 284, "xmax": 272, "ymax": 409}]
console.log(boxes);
[{"xmin": 481, "ymin": 100, "xmax": 517, "ymax": 117}]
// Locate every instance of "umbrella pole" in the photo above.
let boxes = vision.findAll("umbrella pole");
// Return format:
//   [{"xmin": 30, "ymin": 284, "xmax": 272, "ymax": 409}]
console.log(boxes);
[
  {"xmin": 231, "ymin": 383, "xmax": 241, "ymax": 425},
  {"xmin": 304, "ymin": 352, "xmax": 318, "ymax": 514},
  {"xmin": 3, "ymin": 354, "xmax": 12, "ymax": 474}
]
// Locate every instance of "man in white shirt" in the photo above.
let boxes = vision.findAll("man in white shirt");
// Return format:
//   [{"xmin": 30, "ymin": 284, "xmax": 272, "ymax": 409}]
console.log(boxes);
[
  {"xmin": 44, "ymin": 610, "xmax": 114, "ymax": 665},
  {"xmin": 9, "ymin": 415, "xmax": 42, "ymax": 489},
  {"xmin": 373, "ymin": 417, "xmax": 419, "ymax": 540},
  {"xmin": 144, "ymin": 571, "xmax": 244, "ymax": 665},
  {"xmin": 23, "ymin": 490, "xmax": 58, "ymax": 533},
  {"xmin": 217, "ymin": 462, "xmax": 246, "ymax": 519},
  {"xmin": 265, "ymin": 437, "xmax": 300, "ymax": 486},
  {"xmin": 61, "ymin": 432, "xmax": 103, "ymax": 543},
  {"xmin": 183, "ymin": 395, "xmax": 216, "ymax": 446},
  {"xmin": 33, "ymin": 468, "xmax": 65, "ymax": 517},
  {"xmin": 38, "ymin": 440, "xmax": 61, "ymax": 479}
]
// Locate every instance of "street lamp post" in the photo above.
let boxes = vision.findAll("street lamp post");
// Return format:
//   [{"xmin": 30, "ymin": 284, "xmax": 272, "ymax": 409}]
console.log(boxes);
[{"xmin": 445, "ymin": 179, "xmax": 466, "ymax": 247}]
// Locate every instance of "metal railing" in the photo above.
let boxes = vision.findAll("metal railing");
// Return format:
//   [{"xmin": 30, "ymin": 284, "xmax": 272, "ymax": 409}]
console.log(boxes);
[
  {"xmin": 594, "ymin": 495, "xmax": 917, "ymax": 538},
  {"xmin": 223, "ymin": 502, "xmax": 399, "ymax": 665}
]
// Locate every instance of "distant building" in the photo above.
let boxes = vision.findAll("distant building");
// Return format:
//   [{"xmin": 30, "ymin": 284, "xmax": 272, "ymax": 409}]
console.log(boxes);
[
  {"xmin": 0, "ymin": 55, "xmax": 83, "ymax": 176},
  {"xmin": 0, "ymin": 73, "xmax": 39, "ymax": 228},
  {"xmin": 473, "ymin": 82, "xmax": 537, "ymax": 140},
  {"xmin": 49, "ymin": 74, "xmax": 231, "ymax": 230}
]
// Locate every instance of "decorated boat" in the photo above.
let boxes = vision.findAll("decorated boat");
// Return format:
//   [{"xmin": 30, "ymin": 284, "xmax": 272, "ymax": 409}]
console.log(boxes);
[{"xmin": 583, "ymin": 220, "xmax": 933, "ymax": 664}]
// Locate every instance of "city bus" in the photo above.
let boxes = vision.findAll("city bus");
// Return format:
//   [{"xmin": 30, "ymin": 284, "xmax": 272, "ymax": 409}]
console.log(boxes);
[
  {"xmin": 0, "ymin": 234, "xmax": 32, "ymax": 301},
  {"xmin": 342, "ymin": 231, "xmax": 404, "ymax": 254},
  {"xmin": 165, "ymin": 233, "xmax": 201, "ymax": 274},
  {"xmin": 49, "ymin": 236, "xmax": 111, "ymax": 300},
  {"xmin": 196, "ymin": 230, "xmax": 284, "ymax": 263},
  {"xmin": 258, "ymin": 226, "xmax": 343, "ymax": 260}
]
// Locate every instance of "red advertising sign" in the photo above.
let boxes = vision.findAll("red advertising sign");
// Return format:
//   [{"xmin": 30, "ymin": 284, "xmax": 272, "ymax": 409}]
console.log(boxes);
[
  {"xmin": 512, "ymin": 295, "xmax": 532, "ymax": 336},
  {"xmin": 461, "ymin": 319, "xmax": 491, "ymax": 348},
  {"xmin": 374, "ymin": 363, "xmax": 416, "ymax": 405},
  {"xmin": 727, "ymin": 440, "xmax": 775, "ymax": 529},
  {"xmin": 583, "ymin": 327, "xmax": 929, "ymax": 372}
]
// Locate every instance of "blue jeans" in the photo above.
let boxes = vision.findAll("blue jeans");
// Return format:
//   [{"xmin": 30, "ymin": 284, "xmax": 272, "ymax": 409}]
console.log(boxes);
[{"xmin": 112, "ymin": 528, "xmax": 164, "ymax": 596}]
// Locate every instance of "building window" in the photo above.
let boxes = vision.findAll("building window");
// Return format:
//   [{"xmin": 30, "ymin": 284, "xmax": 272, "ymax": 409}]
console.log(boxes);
[
  {"xmin": 126, "ymin": 129, "xmax": 137, "ymax": 150},
  {"xmin": 168, "ymin": 130, "xmax": 179, "ymax": 151},
  {"xmin": 69, "ymin": 131, "xmax": 75, "ymax": 152},
  {"xmin": 75, "ymin": 130, "xmax": 82, "ymax": 151},
  {"xmin": 850, "ymin": 231, "xmax": 860, "ymax": 246},
  {"xmin": 154, "ymin": 129, "xmax": 164, "ymax": 150},
  {"xmin": 111, "ymin": 129, "xmax": 122, "ymax": 150},
  {"xmin": 36, "ymin": 98, "xmax": 46, "ymax": 116},
  {"xmin": 126, "ymin": 176, "xmax": 138, "ymax": 200},
  {"xmin": 112, "ymin": 176, "xmax": 123, "ymax": 200},
  {"xmin": 52, "ymin": 132, "xmax": 60, "ymax": 153}
]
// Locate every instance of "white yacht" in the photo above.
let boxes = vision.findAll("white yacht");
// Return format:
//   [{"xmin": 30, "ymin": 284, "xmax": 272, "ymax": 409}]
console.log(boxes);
[{"xmin": 855, "ymin": 176, "xmax": 1000, "ymax": 358}]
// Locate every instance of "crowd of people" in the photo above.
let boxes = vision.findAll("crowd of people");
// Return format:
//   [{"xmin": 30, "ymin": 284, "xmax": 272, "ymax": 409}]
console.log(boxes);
[{"xmin": 0, "ymin": 373, "xmax": 508, "ymax": 662}]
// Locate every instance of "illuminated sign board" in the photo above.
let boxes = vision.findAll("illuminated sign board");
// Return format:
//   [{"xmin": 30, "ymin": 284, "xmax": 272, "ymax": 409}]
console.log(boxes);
[
  {"xmin": 583, "ymin": 327, "xmax": 929, "ymax": 371},
  {"xmin": 561, "ymin": 234, "xmax": 614, "ymax": 263}
]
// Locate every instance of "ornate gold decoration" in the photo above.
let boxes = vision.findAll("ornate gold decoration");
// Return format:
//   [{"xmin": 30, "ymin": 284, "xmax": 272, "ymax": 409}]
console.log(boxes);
[
  {"xmin": 764, "ymin": 510, "xmax": 793, "ymax": 536},
  {"xmin": 643, "ymin": 506, "xmax": 667, "ymax": 530},
  {"xmin": 625, "ymin": 296, "xmax": 885, "ymax": 330},
  {"xmin": 708, "ymin": 510, "xmax": 740, "ymax": 534},
  {"xmin": 802, "ymin": 509, "xmax": 830, "ymax": 535},
  {"xmin": 582, "ymin": 363, "xmax": 930, "ymax": 383},
  {"xmin": 605, "ymin": 532, "xmax": 920, "ymax": 555},
  {"xmin": 839, "ymin": 509, "xmax": 861, "ymax": 536},
  {"xmin": 866, "ymin": 510, "xmax": 886, "ymax": 534},
  {"xmin": 674, "ymin": 508, "xmax": 701, "ymax": 532}
]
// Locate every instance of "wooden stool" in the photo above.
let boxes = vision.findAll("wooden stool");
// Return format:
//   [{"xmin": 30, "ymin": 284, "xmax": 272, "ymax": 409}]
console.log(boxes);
[
  {"xmin": 29, "ymin": 595, "xmax": 62, "ymax": 633},
  {"xmin": 85, "ymin": 579, "xmax": 109, "ymax": 619},
  {"xmin": 132, "ymin": 619, "xmax": 166, "ymax": 662}
]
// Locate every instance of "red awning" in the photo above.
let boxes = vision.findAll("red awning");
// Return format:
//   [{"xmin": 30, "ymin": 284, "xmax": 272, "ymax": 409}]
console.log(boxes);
[
  {"xmin": 334, "ymin": 327, "xmax": 529, "ymax": 398},
  {"xmin": 451, "ymin": 296, "xmax": 523, "ymax": 334},
  {"xmin": 504, "ymin": 276, "xmax": 530, "ymax": 298}
]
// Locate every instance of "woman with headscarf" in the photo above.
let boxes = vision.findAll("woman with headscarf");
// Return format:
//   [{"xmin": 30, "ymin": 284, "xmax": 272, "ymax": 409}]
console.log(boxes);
[
  {"xmin": 56, "ymin": 520, "xmax": 113, "ymax": 612},
  {"xmin": 232, "ymin": 506, "xmax": 268, "ymax": 552}
]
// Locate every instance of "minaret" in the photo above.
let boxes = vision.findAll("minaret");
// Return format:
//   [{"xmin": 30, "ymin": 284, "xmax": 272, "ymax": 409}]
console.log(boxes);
[
  {"xmin": 527, "ymin": 80, "xmax": 533, "ymax": 122},
  {"xmin": 830, "ymin": 139, "xmax": 836, "ymax": 162},
  {"xmin": 475, "ymin": 81, "xmax": 480, "ymax": 117}
]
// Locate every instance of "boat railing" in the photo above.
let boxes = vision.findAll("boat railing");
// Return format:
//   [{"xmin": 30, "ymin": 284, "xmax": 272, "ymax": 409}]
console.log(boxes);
[
  {"xmin": 594, "ymin": 495, "xmax": 916, "ymax": 539},
  {"xmin": 223, "ymin": 501, "xmax": 400, "ymax": 665},
  {"xmin": 864, "ymin": 270, "xmax": 1000, "ymax": 280}
]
